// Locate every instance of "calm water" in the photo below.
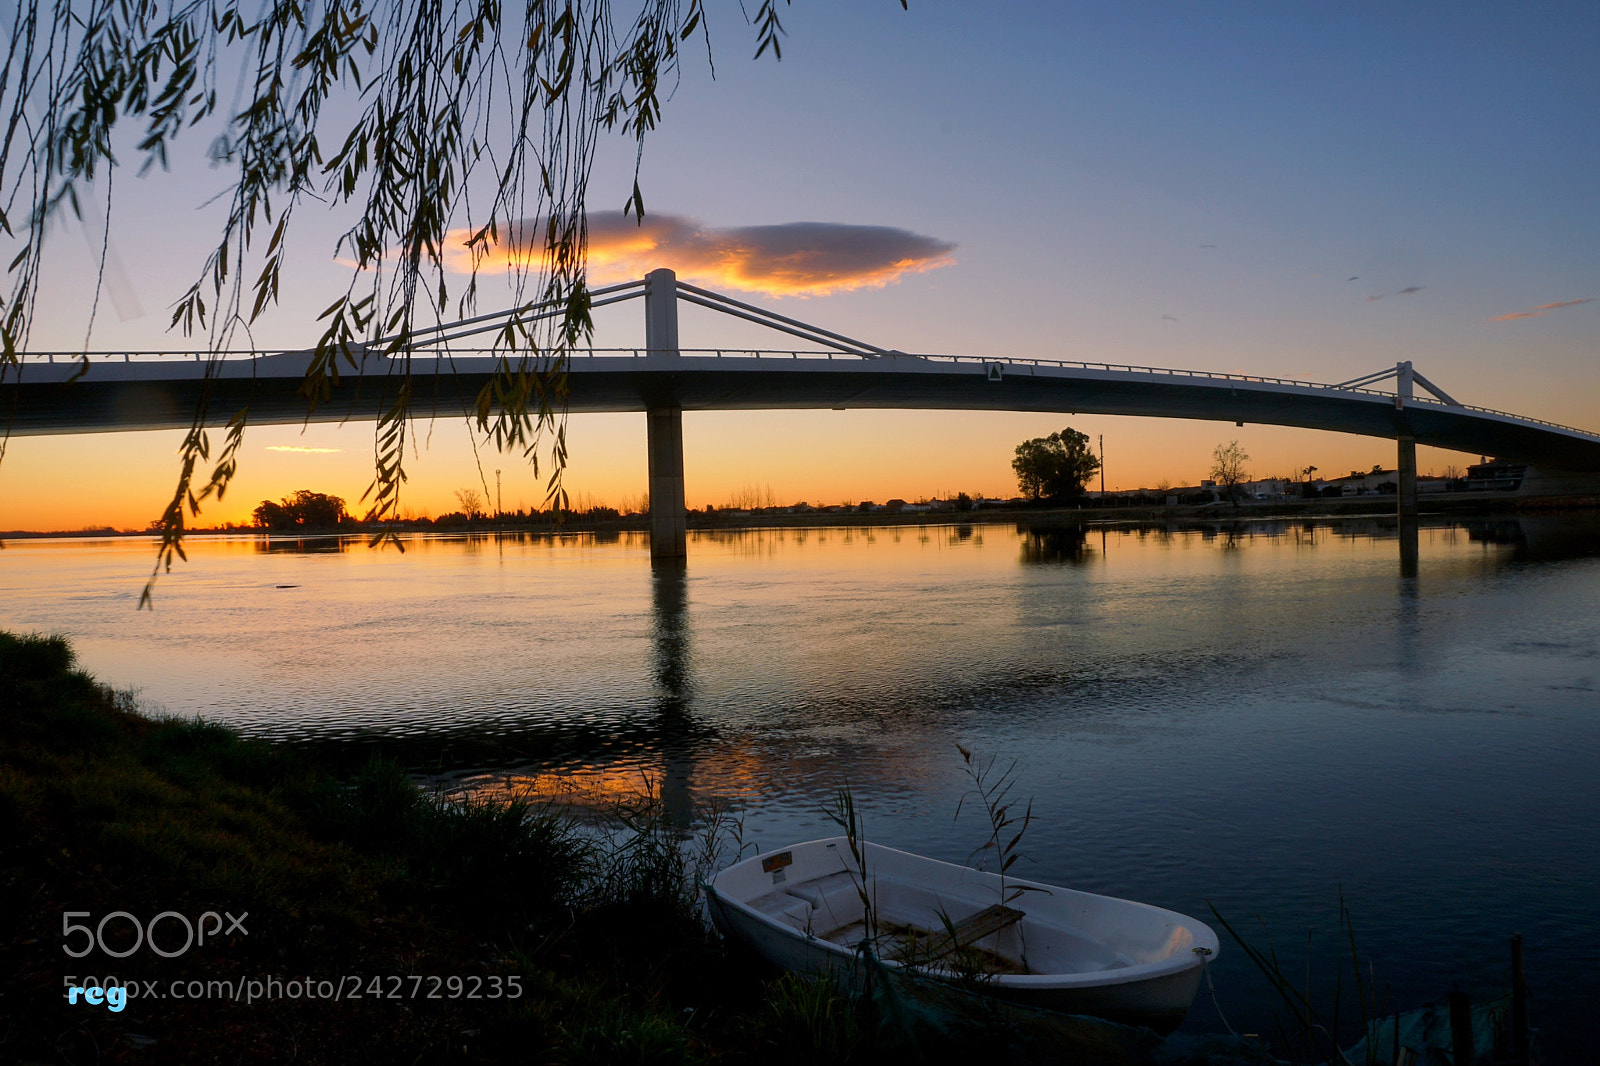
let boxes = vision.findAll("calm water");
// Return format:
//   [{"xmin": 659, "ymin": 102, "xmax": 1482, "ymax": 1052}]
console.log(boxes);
[{"xmin": 4, "ymin": 516, "xmax": 1598, "ymax": 1057}]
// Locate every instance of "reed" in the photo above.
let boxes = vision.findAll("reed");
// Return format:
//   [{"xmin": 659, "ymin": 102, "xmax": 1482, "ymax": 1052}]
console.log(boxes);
[
  {"xmin": 953, "ymin": 743, "xmax": 1044, "ymax": 910},
  {"xmin": 823, "ymin": 784, "xmax": 880, "ymax": 950}
]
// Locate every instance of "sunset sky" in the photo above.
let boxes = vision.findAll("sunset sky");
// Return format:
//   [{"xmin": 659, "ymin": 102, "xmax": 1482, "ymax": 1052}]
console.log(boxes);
[{"xmin": 3, "ymin": 2, "xmax": 1597, "ymax": 530}]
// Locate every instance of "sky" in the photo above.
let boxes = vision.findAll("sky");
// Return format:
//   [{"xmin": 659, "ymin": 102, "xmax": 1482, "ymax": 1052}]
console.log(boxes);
[{"xmin": 3, "ymin": 1, "xmax": 1597, "ymax": 530}]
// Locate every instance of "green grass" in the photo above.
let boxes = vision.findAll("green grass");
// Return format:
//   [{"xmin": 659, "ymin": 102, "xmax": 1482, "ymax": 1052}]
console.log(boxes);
[{"xmin": 749, "ymin": 972, "xmax": 863, "ymax": 1066}]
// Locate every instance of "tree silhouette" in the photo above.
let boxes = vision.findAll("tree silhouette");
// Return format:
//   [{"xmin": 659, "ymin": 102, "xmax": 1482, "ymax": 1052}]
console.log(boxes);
[
  {"xmin": 1012, "ymin": 428, "xmax": 1102, "ymax": 502},
  {"xmin": 1210, "ymin": 440, "xmax": 1251, "ymax": 502},
  {"xmin": 252, "ymin": 491, "xmax": 348, "ymax": 530}
]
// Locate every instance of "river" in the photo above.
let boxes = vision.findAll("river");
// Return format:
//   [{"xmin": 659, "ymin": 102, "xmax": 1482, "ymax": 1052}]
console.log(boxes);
[{"xmin": 3, "ymin": 514, "xmax": 1597, "ymax": 1058}]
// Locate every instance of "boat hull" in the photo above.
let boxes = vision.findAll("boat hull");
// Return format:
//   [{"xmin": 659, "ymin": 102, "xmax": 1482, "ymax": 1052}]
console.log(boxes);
[{"xmin": 704, "ymin": 837, "xmax": 1218, "ymax": 1032}]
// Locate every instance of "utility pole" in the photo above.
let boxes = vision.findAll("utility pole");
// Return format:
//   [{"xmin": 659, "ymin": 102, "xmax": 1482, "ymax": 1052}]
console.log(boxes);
[
  {"xmin": 1099, "ymin": 434, "xmax": 1105, "ymax": 497},
  {"xmin": 495, "ymin": 469, "xmax": 502, "ymax": 517}
]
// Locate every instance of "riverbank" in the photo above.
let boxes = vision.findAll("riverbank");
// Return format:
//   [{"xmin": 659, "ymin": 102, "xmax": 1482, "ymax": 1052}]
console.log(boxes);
[{"xmin": 0, "ymin": 631, "xmax": 867, "ymax": 1064}]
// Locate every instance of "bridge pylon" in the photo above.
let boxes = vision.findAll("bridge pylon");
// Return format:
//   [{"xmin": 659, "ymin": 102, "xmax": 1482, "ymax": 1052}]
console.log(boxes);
[
  {"xmin": 645, "ymin": 269, "xmax": 687, "ymax": 560},
  {"xmin": 1346, "ymin": 360, "xmax": 1453, "ymax": 519}
]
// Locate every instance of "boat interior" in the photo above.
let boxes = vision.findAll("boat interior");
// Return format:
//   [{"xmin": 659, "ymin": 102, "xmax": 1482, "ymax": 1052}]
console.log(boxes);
[{"xmin": 743, "ymin": 866, "xmax": 1166, "ymax": 977}]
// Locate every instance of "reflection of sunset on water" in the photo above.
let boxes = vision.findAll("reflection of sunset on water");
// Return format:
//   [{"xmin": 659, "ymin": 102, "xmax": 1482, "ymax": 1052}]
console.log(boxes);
[
  {"xmin": 447, "ymin": 761, "xmax": 669, "ymax": 807},
  {"xmin": 446, "ymin": 742, "xmax": 778, "ymax": 809}
]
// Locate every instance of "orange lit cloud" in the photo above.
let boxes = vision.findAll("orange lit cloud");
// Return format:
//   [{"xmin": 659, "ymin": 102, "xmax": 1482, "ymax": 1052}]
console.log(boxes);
[
  {"xmin": 266, "ymin": 445, "xmax": 343, "ymax": 453},
  {"xmin": 1488, "ymin": 297, "xmax": 1592, "ymax": 322},
  {"xmin": 445, "ymin": 212, "xmax": 956, "ymax": 296}
]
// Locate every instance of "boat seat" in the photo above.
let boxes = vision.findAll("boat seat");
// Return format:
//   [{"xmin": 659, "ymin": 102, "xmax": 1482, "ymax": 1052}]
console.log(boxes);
[
  {"xmin": 887, "ymin": 902, "xmax": 1026, "ymax": 964},
  {"xmin": 748, "ymin": 890, "xmax": 816, "ymax": 932},
  {"xmin": 773, "ymin": 896, "xmax": 814, "ymax": 931}
]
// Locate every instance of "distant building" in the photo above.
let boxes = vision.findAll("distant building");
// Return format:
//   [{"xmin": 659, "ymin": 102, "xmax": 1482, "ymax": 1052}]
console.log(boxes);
[
  {"xmin": 1240, "ymin": 477, "xmax": 1295, "ymax": 500},
  {"xmin": 1326, "ymin": 468, "xmax": 1398, "ymax": 496},
  {"xmin": 1463, "ymin": 461, "xmax": 1526, "ymax": 492}
]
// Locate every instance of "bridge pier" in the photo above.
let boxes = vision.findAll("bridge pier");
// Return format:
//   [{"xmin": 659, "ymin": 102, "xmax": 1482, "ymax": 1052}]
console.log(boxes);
[
  {"xmin": 1397, "ymin": 434, "xmax": 1418, "ymax": 519},
  {"xmin": 645, "ymin": 268, "xmax": 687, "ymax": 561},
  {"xmin": 648, "ymin": 407, "xmax": 687, "ymax": 559}
]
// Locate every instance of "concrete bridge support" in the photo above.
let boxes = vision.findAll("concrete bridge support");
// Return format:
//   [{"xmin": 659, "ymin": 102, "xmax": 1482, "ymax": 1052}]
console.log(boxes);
[
  {"xmin": 645, "ymin": 268, "xmax": 687, "ymax": 560},
  {"xmin": 648, "ymin": 407, "xmax": 687, "ymax": 559},
  {"xmin": 1397, "ymin": 434, "xmax": 1418, "ymax": 519},
  {"xmin": 1393, "ymin": 363, "xmax": 1419, "ymax": 521}
]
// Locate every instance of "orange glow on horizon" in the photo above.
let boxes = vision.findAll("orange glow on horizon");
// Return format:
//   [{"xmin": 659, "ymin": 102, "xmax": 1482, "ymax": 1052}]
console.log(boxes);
[{"xmin": 0, "ymin": 409, "xmax": 1482, "ymax": 533}]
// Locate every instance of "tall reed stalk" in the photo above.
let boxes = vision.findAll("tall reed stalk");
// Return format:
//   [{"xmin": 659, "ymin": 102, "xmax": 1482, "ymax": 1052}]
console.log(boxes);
[
  {"xmin": 823, "ymin": 785, "xmax": 878, "ymax": 949},
  {"xmin": 954, "ymin": 744, "xmax": 1045, "ymax": 910}
]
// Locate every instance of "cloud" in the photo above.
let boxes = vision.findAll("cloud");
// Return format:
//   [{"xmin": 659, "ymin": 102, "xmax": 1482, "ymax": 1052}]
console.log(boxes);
[
  {"xmin": 1366, "ymin": 285, "xmax": 1425, "ymax": 303},
  {"xmin": 266, "ymin": 446, "xmax": 342, "ymax": 454},
  {"xmin": 445, "ymin": 211, "xmax": 956, "ymax": 296},
  {"xmin": 1488, "ymin": 297, "xmax": 1592, "ymax": 322}
]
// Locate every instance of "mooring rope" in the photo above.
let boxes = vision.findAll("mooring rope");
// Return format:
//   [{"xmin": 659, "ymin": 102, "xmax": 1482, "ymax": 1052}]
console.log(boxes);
[{"xmin": 1194, "ymin": 945, "xmax": 1241, "ymax": 1038}]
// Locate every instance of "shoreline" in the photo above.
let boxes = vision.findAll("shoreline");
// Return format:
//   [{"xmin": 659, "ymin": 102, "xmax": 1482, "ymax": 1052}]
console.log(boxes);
[{"xmin": 5, "ymin": 491, "xmax": 1596, "ymax": 541}]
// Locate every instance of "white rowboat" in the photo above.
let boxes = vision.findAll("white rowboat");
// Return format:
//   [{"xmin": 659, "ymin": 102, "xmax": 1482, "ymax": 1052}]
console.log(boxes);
[{"xmin": 705, "ymin": 837, "xmax": 1220, "ymax": 1031}]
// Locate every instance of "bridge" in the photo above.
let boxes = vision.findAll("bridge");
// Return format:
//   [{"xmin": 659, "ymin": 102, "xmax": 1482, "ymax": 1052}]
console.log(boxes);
[{"xmin": 7, "ymin": 268, "xmax": 1600, "ymax": 559}]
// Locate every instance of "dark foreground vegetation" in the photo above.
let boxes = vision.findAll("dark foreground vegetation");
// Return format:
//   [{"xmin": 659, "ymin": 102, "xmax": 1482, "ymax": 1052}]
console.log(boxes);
[{"xmin": 0, "ymin": 630, "xmax": 883, "ymax": 1065}]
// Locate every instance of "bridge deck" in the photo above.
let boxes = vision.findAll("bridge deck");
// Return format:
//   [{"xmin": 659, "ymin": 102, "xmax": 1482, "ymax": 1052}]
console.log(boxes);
[{"xmin": 7, "ymin": 348, "xmax": 1600, "ymax": 471}]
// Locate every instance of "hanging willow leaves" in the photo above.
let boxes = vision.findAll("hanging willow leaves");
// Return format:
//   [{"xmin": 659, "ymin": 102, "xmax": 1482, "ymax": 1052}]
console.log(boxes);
[{"xmin": 0, "ymin": 0, "xmax": 840, "ymax": 601}]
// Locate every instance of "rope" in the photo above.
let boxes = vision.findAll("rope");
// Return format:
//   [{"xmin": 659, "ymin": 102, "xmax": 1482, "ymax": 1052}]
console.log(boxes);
[{"xmin": 1194, "ymin": 946, "xmax": 1241, "ymax": 1039}]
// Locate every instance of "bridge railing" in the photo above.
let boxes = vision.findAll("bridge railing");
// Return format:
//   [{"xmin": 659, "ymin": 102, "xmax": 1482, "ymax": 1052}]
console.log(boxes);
[{"xmin": 18, "ymin": 346, "xmax": 1600, "ymax": 441}]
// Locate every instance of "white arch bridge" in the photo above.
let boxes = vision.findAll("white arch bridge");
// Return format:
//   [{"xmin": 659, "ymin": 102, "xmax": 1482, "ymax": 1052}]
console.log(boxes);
[{"xmin": 7, "ymin": 269, "xmax": 1600, "ymax": 558}]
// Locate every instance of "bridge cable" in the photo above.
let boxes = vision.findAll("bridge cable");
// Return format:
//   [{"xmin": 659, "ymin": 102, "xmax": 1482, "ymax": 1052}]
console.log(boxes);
[
  {"xmin": 368, "ymin": 279, "xmax": 646, "ymax": 349},
  {"xmin": 395, "ymin": 290, "xmax": 647, "ymax": 352},
  {"xmin": 673, "ymin": 292, "xmax": 882, "ymax": 357},
  {"xmin": 673, "ymin": 280, "xmax": 904, "ymax": 358}
]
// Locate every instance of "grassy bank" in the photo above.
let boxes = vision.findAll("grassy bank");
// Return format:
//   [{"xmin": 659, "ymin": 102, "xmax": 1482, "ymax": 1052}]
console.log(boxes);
[{"xmin": 0, "ymin": 630, "xmax": 869, "ymax": 1065}]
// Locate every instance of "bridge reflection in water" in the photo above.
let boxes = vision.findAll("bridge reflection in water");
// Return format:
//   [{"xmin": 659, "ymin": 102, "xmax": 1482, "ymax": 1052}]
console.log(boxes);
[{"xmin": 652, "ymin": 559, "xmax": 697, "ymax": 827}]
